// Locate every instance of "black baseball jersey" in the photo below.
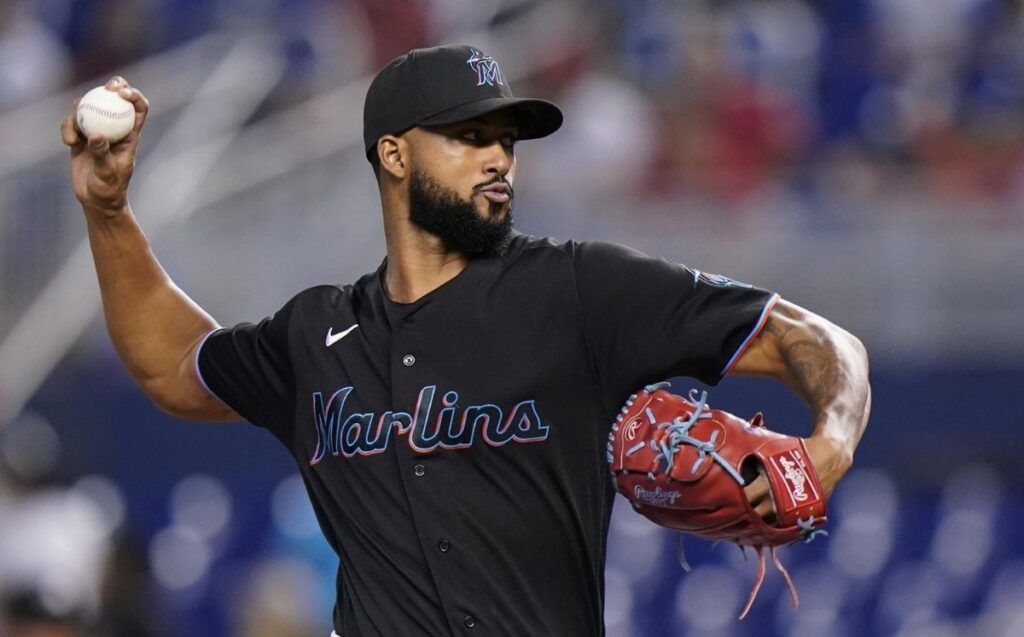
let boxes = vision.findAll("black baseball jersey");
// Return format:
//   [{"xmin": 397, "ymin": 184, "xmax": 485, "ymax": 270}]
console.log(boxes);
[{"xmin": 196, "ymin": 232, "xmax": 778, "ymax": 636}]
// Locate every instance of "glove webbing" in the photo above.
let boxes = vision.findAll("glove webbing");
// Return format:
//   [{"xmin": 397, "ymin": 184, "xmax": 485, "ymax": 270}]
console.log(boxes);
[
  {"xmin": 644, "ymin": 387, "xmax": 746, "ymax": 485},
  {"xmin": 634, "ymin": 384, "xmax": 827, "ymax": 620}
]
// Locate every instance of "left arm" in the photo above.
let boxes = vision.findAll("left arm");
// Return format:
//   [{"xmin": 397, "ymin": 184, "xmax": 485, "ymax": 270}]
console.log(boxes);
[{"xmin": 730, "ymin": 298, "xmax": 871, "ymax": 513}]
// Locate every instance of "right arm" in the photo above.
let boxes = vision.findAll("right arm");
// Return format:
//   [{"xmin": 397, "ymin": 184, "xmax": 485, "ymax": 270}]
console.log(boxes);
[{"xmin": 61, "ymin": 77, "xmax": 238, "ymax": 422}]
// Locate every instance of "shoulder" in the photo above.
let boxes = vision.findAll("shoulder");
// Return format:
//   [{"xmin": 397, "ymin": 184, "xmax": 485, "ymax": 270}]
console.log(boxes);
[
  {"xmin": 503, "ymin": 232, "xmax": 565, "ymax": 256},
  {"xmin": 570, "ymin": 239, "xmax": 652, "ymax": 264},
  {"xmin": 271, "ymin": 280, "xmax": 365, "ymax": 327},
  {"xmin": 496, "ymin": 234, "xmax": 577, "ymax": 282},
  {"xmin": 502, "ymin": 233, "xmax": 634, "ymax": 263},
  {"xmin": 501, "ymin": 233, "xmax": 657, "ymax": 275},
  {"xmin": 535, "ymin": 237, "xmax": 658, "ymax": 273},
  {"xmin": 281, "ymin": 284, "xmax": 355, "ymax": 310}
]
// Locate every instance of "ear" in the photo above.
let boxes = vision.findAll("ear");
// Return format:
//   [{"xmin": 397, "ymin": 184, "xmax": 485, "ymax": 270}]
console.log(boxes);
[{"xmin": 378, "ymin": 135, "xmax": 407, "ymax": 180}]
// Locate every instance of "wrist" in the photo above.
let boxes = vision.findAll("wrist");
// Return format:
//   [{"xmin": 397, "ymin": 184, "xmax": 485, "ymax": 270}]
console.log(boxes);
[
  {"xmin": 82, "ymin": 201, "xmax": 131, "ymax": 222},
  {"xmin": 807, "ymin": 432, "xmax": 853, "ymax": 469},
  {"xmin": 83, "ymin": 205, "xmax": 144, "ymax": 247}
]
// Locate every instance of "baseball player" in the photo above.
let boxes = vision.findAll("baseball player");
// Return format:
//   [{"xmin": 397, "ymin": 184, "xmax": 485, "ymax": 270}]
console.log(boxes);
[{"xmin": 61, "ymin": 45, "xmax": 871, "ymax": 636}]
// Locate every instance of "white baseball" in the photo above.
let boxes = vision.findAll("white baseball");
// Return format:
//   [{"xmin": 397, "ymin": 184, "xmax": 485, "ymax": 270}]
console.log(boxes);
[{"xmin": 76, "ymin": 86, "xmax": 136, "ymax": 143}]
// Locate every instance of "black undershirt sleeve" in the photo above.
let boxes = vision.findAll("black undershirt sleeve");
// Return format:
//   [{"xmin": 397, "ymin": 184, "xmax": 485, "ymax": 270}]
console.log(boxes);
[{"xmin": 571, "ymin": 240, "xmax": 778, "ymax": 411}]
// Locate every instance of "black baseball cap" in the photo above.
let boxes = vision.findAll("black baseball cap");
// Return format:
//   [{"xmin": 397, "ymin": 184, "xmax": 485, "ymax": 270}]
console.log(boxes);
[{"xmin": 363, "ymin": 44, "xmax": 563, "ymax": 161}]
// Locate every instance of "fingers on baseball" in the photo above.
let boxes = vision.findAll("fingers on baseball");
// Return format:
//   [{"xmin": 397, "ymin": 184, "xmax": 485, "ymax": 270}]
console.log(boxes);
[
  {"xmin": 114, "ymin": 84, "xmax": 150, "ymax": 137},
  {"xmin": 105, "ymin": 76, "xmax": 127, "ymax": 91},
  {"xmin": 85, "ymin": 134, "xmax": 117, "ymax": 177},
  {"xmin": 60, "ymin": 116, "xmax": 82, "ymax": 147},
  {"xmin": 61, "ymin": 98, "xmax": 86, "ymax": 148}
]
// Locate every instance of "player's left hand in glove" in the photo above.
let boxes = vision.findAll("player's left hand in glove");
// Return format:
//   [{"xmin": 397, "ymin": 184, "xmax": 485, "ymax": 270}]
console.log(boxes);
[{"xmin": 607, "ymin": 382, "xmax": 829, "ymax": 619}]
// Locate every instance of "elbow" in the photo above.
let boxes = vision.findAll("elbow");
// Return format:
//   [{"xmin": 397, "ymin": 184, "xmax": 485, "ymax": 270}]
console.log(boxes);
[
  {"xmin": 845, "ymin": 329, "xmax": 870, "ymax": 376},
  {"xmin": 140, "ymin": 375, "xmax": 229, "ymax": 422},
  {"xmin": 840, "ymin": 329, "xmax": 872, "ymax": 427},
  {"xmin": 820, "ymin": 315, "xmax": 868, "ymax": 375},
  {"xmin": 139, "ymin": 376, "xmax": 192, "ymax": 417},
  {"xmin": 122, "ymin": 364, "xmax": 188, "ymax": 416},
  {"xmin": 840, "ymin": 323, "xmax": 866, "ymax": 352}
]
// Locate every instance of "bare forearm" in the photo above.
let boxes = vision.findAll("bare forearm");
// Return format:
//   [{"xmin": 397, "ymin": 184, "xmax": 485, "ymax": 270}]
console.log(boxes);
[
  {"xmin": 766, "ymin": 303, "xmax": 871, "ymax": 460},
  {"xmin": 65, "ymin": 79, "xmax": 234, "ymax": 420},
  {"xmin": 85, "ymin": 204, "xmax": 216, "ymax": 396}
]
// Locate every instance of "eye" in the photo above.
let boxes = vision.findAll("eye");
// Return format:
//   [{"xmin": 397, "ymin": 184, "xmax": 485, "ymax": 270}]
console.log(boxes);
[
  {"xmin": 501, "ymin": 135, "xmax": 518, "ymax": 150},
  {"xmin": 460, "ymin": 129, "xmax": 480, "ymax": 142}
]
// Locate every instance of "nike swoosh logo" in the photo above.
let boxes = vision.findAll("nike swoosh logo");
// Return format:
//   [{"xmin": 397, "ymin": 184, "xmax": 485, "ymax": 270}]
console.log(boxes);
[{"xmin": 326, "ymin": 323, "xmax": 359, "ymax": 347}]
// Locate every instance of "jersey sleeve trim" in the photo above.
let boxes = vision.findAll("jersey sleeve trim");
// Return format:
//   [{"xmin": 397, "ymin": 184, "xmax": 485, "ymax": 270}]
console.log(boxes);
[
  {"xmin": 720, "ymin": 293, "xmax": 780, "ymax": 376},
  {"xmin": 194, "ymin": 327, "xmax": 225, "ymax": 399}
]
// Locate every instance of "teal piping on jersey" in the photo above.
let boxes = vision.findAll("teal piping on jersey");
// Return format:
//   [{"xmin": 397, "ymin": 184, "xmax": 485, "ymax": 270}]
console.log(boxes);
[{"xmin": 720, "ymin": 293, "xmax": 781, "ymax": 376}]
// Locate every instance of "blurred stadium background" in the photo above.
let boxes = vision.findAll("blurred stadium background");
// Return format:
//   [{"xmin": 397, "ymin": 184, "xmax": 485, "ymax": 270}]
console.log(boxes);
[{"xmin": 1, "ymin": 0, "xmax": 1023, "ymax": 635}]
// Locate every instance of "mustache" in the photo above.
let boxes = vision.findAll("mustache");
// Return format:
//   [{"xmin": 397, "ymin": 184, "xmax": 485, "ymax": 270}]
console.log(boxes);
[{"xmin": 475, "ymin": 178, "xmax": 515, "ymax": 199}]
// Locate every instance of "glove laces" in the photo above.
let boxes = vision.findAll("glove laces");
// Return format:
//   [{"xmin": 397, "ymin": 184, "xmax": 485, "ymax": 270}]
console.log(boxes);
[
  {"xmin": 647, "ymin": 389, "xmax": 745, "ymax": 485},
  {"xmin": 640, "ymin": 384, "xmax": 829, "ymax": 620}
]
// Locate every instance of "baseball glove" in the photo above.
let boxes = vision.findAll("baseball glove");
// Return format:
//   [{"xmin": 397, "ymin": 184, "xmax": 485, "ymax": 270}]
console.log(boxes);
[{"xmin": 607, "ymin": 382, "xmax": 828, "ymax": 619}]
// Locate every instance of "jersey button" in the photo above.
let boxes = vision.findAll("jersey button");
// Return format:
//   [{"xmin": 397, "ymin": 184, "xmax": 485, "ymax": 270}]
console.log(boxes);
[
  {"xmin": 438, "ymin": 539, "xmax": 451, "ymax": 553},
  {"xmin": 463, "ymin": 615, "xmax": 476, "ymax": 628},
  {"xmin": 414, "ymin": 464, "xmax": 426, "ymax": 477},
  {"xmin": 402, "ymin": 354, "xmax": 416, "ymax": 366}
]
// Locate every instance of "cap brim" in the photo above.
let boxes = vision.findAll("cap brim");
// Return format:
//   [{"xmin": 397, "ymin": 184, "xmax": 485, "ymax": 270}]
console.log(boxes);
[{"xmin": 417, "ymin": 97, "xmax": 563, "ymax": 140}]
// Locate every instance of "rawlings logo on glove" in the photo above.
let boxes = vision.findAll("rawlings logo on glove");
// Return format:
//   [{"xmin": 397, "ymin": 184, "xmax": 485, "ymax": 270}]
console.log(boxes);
[{"xmin": 607, "ymin": 382, "xmax": 829, "ymax": 619}]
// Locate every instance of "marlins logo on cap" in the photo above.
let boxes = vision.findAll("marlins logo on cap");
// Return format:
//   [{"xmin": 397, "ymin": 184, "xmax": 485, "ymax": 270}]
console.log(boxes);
[
  {"xmin": 466, "ymin": 49, "xmax": 504, "ymax": 87},
  {"xmin": 362, "ymin": 44, "xmax": 563, "ymax": 160}
]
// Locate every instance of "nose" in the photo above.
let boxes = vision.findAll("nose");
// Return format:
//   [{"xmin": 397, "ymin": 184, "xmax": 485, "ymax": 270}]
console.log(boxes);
[{"xmin": 482, "ymin": 139, "xmax": 513, "ymax": 177}]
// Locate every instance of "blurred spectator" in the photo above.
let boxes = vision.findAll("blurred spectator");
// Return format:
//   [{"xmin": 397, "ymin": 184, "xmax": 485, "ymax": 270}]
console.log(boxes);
[
  {"xmin": 0, "ymin": 414, "xmax": 104, "ymax": 635},
  {"xmin": 64, "ymin": 0, "xmax": 153, "ymax": 84},
  {"xmin": 3, "ymin": 1, "xmax": 1024, "ymax": 634},
  {"xmin": 519, "ymin": 8, "xmax": 656, "ymax": 228},
  {"xmin": 231, "ymin": 557, "xmax": 327, "ymax": 637},
  {"xmin": 816, "ymin": 0, "xmax": 880, "ymax": 144},
  {"xmin": 260, "ymin": 0, "xmax": 372, "ymax": 112},
  {"xmin": 0, "ymin": 415, "xmax": 154, "ymax": 637},
  {"xmin": 349, "ymin": 0, "xmax": 430, "ymax": 68},
  {"xmin": 637, "ymin": 2, "xmax": 813, "ymax": 203},
  {"xmin": 0, "ymin": 0, "xmax": 71, "ymax": 113},
  {"xmin": 2, "ymin": 589, "xmax": 84, "ymax": 637},
  {"xmin": 94, "ymin": 537, "xmax": 164, "ymax": 637}
]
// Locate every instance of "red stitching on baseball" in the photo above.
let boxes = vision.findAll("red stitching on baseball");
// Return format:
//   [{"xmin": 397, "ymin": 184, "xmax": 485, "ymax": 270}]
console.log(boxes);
[{"xmin": 79, "ymin": 103, "xmax": 134, "ymax": 119}]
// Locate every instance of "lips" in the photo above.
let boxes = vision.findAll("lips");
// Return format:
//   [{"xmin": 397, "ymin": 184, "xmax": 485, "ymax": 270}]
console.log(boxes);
[{"xmin": 479, "ymin": 182, "xmax": 511, "ymax": 203}]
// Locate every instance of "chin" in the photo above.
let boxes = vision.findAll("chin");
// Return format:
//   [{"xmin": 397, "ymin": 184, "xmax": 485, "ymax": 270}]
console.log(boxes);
[{"xmin": 485, "ymin": 201, "xmax": 510, "ymax": 219}]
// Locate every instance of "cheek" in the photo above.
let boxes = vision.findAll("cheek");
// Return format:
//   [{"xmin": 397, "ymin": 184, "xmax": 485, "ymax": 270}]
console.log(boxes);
[{"xmin": 431, "ymin": 148, "xmax": 478, "ymax": 187}]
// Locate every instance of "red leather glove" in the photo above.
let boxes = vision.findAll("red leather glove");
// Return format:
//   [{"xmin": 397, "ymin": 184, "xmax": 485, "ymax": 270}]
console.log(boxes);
[{"xmin": 608, "ymin": 382, "xmax": 828, "ymax": 619}]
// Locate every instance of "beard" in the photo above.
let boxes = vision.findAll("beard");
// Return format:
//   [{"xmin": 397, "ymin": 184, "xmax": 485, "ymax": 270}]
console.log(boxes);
[{"xmin": 408, "ymin": 165, "xmax": 514, "ymax": 258}]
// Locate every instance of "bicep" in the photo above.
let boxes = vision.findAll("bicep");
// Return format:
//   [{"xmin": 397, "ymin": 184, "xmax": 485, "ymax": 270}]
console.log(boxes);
[{"xmin": 147, "ymin": 331, "xmax": 241, "ymax": 422}]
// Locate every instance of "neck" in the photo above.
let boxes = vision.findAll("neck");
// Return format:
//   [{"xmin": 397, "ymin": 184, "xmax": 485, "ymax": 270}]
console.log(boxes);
[{"xmin": 381, "ymin": 199, "xmax": 468, "ymax": 304}]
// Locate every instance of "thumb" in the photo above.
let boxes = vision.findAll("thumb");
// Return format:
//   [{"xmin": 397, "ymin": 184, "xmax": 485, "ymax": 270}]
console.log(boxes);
[
  {"xmin": 86, "ymin": 134, "xmax": 115, "ymax": 177},
  {"xmin": 87, "ymin": 134, "xmax": 109, "ymax": 154}
]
